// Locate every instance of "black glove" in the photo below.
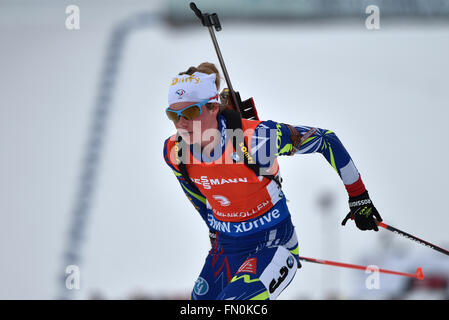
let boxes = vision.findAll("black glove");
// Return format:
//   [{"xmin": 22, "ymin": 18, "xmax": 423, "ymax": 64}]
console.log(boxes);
[{"xmin": 341, "ymin": 190, "xmax": 382, "ymax": 231}]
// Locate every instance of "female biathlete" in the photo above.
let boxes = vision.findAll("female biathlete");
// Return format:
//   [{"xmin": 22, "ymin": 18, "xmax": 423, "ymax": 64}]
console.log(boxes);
[{"xmin": 163, "ymin": 62, "xmax": 383, "ymax": 300}]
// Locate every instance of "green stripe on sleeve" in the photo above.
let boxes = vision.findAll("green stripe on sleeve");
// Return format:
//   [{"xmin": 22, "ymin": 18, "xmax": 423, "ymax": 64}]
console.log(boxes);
[{"xmin": 181, "ymin": 183, "xmax": 206, "ymax": 205}]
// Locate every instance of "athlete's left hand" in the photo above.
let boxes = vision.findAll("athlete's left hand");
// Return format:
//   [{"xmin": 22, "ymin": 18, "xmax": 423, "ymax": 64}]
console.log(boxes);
[{"xmin": 341, "ymin": 190, "xmax": 383, "ymax": 231}]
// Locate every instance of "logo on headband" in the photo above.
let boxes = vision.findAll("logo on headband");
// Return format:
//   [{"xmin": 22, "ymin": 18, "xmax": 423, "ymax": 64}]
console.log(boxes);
[
  {"xmin": 175, "ymin": 89, "xmax": 185, "ymax": 98},
  {"xmin": 171, "ymin": 74, "xmax": 200, "ymax": 86}
]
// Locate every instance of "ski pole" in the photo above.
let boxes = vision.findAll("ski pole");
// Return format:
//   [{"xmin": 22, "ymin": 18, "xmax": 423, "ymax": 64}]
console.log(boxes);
[
  {"xmin": 299, "ymin": 256, "xmax": 424, "ymax": 280},
  {"xmin": 376, "ymin": 220, "xmax": 449, "ymax": 257}
]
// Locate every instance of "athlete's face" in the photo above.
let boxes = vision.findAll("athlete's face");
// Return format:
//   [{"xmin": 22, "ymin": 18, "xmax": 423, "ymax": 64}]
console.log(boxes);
[{"xmin": 169, "ymin": 101, "xmax": 219, "ymax": 147}]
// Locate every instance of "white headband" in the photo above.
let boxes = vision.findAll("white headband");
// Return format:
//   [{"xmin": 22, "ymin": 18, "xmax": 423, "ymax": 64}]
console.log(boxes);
[{"xmin": 168, "ymin": 72, "xmax": 219, "ymax": 105}]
